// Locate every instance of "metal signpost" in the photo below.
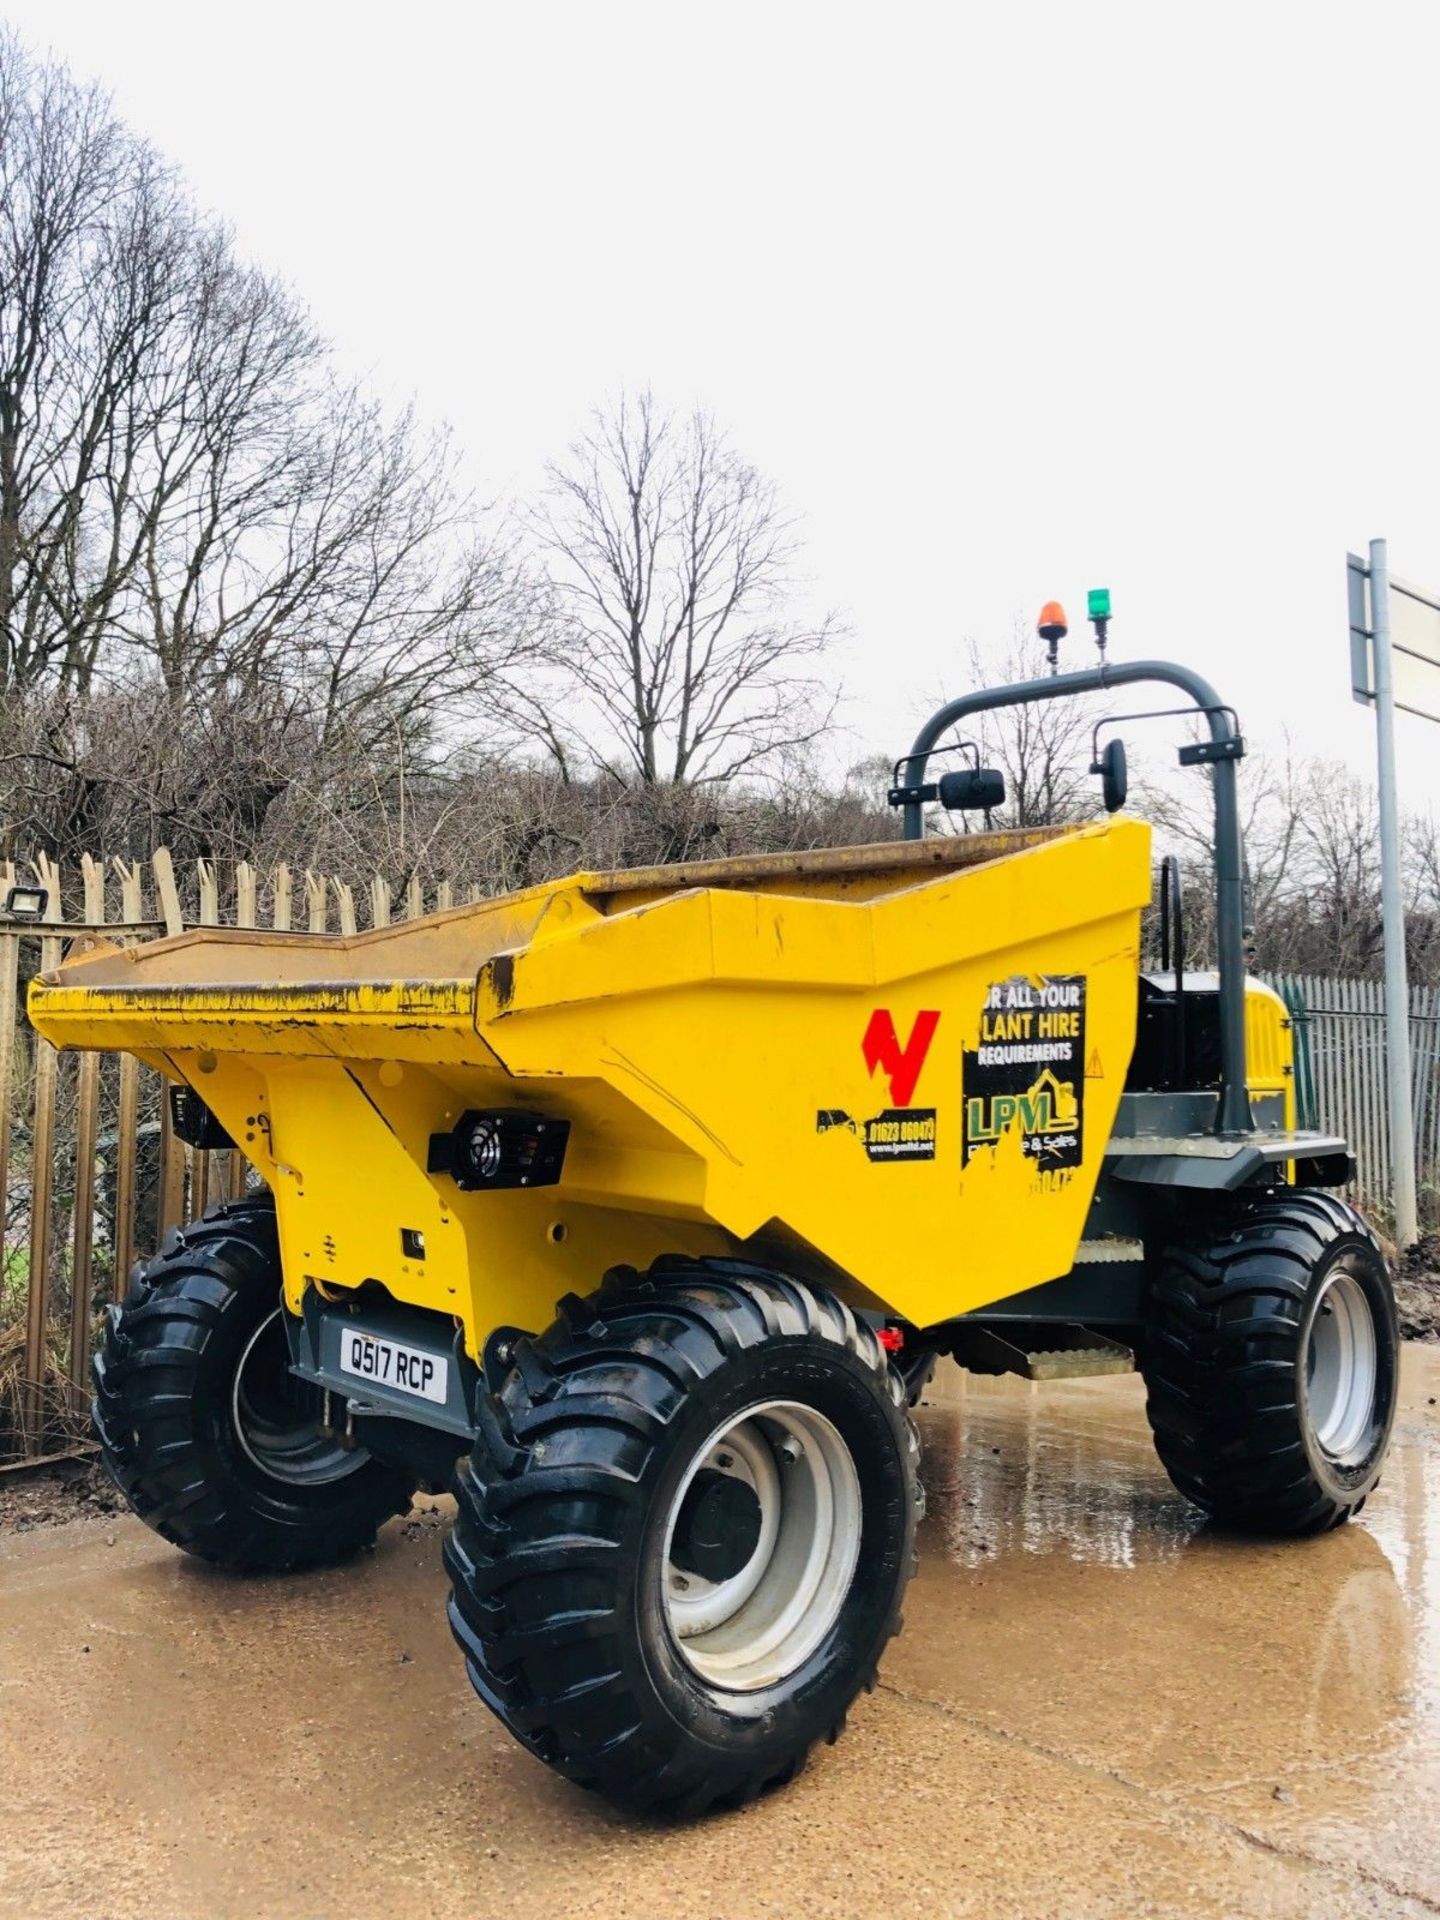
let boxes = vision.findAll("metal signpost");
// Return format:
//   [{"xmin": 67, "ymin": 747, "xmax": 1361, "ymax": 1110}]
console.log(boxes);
[{"xmin": 1348, "ymin": 540, "xmax": 1440, "ymax": 1247}]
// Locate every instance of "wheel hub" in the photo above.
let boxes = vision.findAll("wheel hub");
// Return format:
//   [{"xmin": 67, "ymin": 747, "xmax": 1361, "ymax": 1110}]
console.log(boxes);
[
  {"xmin": 661, "ymin": 1400, "xmax": 861, "ymax": 1693},
  {"xmin": 669, "ymin": 1468, "xmax": 764, "ymax": 1584}
]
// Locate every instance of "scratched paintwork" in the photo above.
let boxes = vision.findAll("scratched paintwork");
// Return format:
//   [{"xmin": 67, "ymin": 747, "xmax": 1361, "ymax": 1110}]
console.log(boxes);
[{"xmin": 27, "ymin": 822, "xmax": 1176, "ymax": 1342}]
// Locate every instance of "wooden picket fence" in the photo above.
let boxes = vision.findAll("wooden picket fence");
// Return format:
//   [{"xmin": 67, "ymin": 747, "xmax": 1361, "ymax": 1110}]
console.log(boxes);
[
  {"xmin": 1, "ymin": 851, "xmax": 1435, "ymax": 1468},
  {"xmin": 0, "ymin": 849, "xmax": 479, "ymax": 1468}
]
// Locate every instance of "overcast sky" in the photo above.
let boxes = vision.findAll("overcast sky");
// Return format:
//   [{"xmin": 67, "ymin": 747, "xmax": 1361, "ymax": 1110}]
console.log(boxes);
[{"xmin": 8, "ymin": 0, "xmax": 1440, "ymax": 806}]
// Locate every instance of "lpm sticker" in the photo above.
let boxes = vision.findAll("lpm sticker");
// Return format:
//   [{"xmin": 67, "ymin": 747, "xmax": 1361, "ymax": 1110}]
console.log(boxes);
[{"xmin": 962, "ymin": 974, "xmax": 1085, "ymax": 1171}]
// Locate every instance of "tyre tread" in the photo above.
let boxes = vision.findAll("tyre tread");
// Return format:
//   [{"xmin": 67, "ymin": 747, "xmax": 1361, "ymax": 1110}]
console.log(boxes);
[
  {"xmin": 444, "ymin": 1256, "xmax": 918, "ymax": 1816},
  {"xmin": 1143, "ymin": 1191, "xmax": 1396, "ymax": 1535},
  {"xmin": 92, "ymin": 1195, "xmax": 410, "ymax": 1571}
]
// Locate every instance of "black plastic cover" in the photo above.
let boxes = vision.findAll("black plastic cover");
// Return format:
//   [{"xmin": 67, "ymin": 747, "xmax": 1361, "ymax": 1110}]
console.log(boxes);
[
  {"xmin": 428, "ymin": 1109, "xmax": 570, "ymax": 1190},
  {"xmin": 168, "ymin": 1084, "xmax": 235, "ymax": 1150}
]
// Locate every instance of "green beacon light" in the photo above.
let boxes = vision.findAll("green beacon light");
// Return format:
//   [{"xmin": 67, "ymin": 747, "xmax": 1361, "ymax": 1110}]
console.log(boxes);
[{"xmin": 1087, "ymin": 586, "xmax": 1112, "ymax": 657}]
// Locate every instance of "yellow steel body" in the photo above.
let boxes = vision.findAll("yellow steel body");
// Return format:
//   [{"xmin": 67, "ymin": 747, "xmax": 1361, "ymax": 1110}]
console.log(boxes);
[{"xmin": 27, "ymin": 820, "xmax": 1294, "ymax": 1353}]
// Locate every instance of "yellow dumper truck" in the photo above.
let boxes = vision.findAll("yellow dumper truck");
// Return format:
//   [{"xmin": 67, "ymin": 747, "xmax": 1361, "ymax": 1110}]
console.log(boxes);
[{"xmin": 29, "ymin": 622, "xmax": 1399, "ymax": 1815}]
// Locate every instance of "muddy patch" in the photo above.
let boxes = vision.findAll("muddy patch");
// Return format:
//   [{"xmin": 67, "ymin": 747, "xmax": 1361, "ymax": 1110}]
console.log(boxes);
[
  {"xmin": 0, "ymin": 1455, "xmax": 125, "ymax": 1535},
  {"xmin": 1396, "ymin": 1264, "xmax": 1440, "ymax": 1341},
  {"xmin": 1394, "ymin": 1230, "xmax": 1440, "ymax": 1341}
]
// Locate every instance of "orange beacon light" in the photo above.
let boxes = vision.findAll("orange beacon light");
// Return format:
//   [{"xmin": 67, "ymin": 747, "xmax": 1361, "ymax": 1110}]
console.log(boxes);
[
  {"xmin": 1037, "ymin": 601, "xmax": 1068, "ymax": 642},
  {"xmin": 1037, "ymin": 600, "xmax": 1068, "ymax": 673}
]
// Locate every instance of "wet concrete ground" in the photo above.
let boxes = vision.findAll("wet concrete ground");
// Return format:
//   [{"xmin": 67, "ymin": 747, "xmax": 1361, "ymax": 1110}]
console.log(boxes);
[{"xmin": 2, "ymin": 1350, "xmax": 1438, "ymax": 1920}]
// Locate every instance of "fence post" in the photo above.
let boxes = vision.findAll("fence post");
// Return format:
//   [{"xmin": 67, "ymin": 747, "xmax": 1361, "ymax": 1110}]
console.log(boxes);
[
  {"xmin": 152, "ymin": 848, "xmax": 184, "ymax": 938},
  {"xmin": 111, "ymin": 860, "xmax": 144, "ymax": 1300},
  {"xmin": 197, "ymin": 858, "xmax": 220, "ymax": 926},
  {"xmin": 23, "ymin": 854, "xmax": 64, "ymax": 1448},
  {"xmin": 156, "ymin": 1090, "xmax": 187, "ymax": 1239},
  {"xmin": 68, "ymin": 855, "xmax": 106, "ymax": 1407},
  {"xmin": 235, "ymin": 861, "xmax": 258, "ymax": 930},
  {"xmin": 0, "ymin": 860, "xmax": 20, "ymax": 1304},
  {"xmin": 151, "ymin": 855, "xmax": 188, "ymax": 1233}
]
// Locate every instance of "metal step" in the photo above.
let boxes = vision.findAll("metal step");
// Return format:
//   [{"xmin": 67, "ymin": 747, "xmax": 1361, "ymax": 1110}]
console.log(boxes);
[
  {"xmin": 1073, "ymin": 1236, "xmax": 1145, "ymax": 1264},
  {"xmin": 953, "ymin": 1322, "xmax": 1136, "ymax": 1382}
]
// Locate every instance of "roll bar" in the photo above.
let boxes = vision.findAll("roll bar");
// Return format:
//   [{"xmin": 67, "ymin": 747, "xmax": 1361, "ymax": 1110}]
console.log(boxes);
[{"xmin": 898, "ymin": 659, "xmax": 1253, "ymax": 1136}]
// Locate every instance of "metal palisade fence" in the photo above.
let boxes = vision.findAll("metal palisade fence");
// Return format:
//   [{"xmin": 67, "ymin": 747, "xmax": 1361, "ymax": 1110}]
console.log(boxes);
[
  {"xmin": 1266, "ymin": 974, "xmax": 1440, "ymax": 1232},
  {"xmin": 0, "ymin": 854, "xmax": 1434, "ymax": 1468}
]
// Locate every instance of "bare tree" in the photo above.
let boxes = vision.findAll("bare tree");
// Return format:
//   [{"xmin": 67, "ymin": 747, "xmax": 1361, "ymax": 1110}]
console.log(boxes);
[
  {"xmin": 1142, "ymin": 745, "xmax": 1434, "ymax": 979},
  {"xmin": 1144, "ymin": 740, "xmax": 1301, "ymax": 960},
  {"xmin": 514, "ymin": 391, "xmax": 841, "ymax": 785},
  {"xmin": 1, "ymin": 30, "xmax": 151, "ymax": 690},
  {"xmin": 1, "ymin": 30, "xmax": 542, "ymax": 857}
]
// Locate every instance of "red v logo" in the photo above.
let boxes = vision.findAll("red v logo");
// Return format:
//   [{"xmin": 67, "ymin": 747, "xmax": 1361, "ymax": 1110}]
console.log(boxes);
[{"xmin": 861, "ymin": 1009, "xmax": 940, "ymax": 1107}]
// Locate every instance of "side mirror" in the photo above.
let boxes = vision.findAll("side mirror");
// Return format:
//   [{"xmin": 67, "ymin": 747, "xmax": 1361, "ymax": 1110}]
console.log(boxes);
[
  {"xmin": 1092, "ymin": 738, "xmax": 1128, "ymax": 813},
  {"xmin": 937, "ymin": 767, "xmax": 1006, "ymax": 812}
]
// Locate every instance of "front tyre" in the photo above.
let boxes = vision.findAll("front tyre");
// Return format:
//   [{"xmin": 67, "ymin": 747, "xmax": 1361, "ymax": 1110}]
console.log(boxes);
[
  {"xmin": 444, "ymin": 1259, "xmax": 921, "ymax": 1816},
  {"xmin": 92, "ymin": 1197, "xmax": 412, "ymax": 1570},
  {"xmin": 1143, "ymin": 1192, "xmax": 1399, "ymax": 1535}
]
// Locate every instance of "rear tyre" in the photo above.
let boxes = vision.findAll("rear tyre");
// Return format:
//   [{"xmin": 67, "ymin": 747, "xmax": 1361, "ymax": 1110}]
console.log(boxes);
[
  {"xmin": 92, "ymin": 1196, "xmax": 411, "ymax": 1570},
  {"xmin": 444, "ymin": 1258, "xmax": 922, "ymax": 1816},
  {"xmin": 1143, "ymin": 1191, "xmax": 1399, "ymax": 1535}
]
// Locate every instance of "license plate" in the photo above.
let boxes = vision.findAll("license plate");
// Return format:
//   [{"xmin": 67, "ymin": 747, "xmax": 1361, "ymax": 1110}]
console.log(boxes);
[{"xmin": 338, "ymin": 1330, "xmax": 448, "ymax": 1405}]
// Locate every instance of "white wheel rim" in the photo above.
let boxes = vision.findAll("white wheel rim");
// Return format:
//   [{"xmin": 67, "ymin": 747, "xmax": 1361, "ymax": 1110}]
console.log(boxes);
[
  {"xmin": 1305, "ymin": 1271, "xmax": 1379, "ymax": 1460},
  {"xmin": 661, "ymin": 1399, "xmax": 862, "ymax": 1693}
]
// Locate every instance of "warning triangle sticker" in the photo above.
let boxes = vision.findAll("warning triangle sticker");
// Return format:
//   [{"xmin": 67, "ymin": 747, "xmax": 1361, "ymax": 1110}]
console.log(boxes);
[{"xmin": 1085, "ymin": 1047, "xmax": 1104, "ymax": 1079}]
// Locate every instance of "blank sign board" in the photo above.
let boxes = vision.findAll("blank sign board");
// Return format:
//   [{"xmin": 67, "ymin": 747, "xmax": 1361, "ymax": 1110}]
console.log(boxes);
[{"xmin": 1349, "ymin": 553, "xmax": 1440, "ymax": 724}]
